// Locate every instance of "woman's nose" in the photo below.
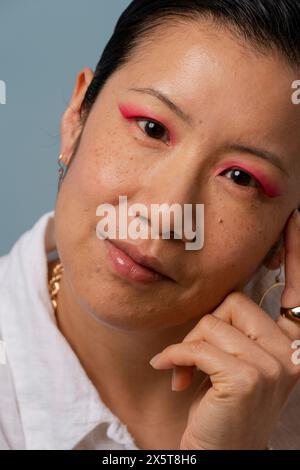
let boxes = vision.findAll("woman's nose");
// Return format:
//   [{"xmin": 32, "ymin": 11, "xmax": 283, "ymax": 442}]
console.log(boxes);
[
  {"xmin": 149, "ymin": 149, "xmax": 203, "ymax": 205},
  {"xmin": 139, "ymin": 156, "xmax": 204, "ymax": 243}
]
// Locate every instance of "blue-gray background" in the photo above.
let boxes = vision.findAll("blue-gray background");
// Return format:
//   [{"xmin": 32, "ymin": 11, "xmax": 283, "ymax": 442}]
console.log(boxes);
[{"xmin": 0, "ymin": 0, "xmax": 130, "ymax": 255}]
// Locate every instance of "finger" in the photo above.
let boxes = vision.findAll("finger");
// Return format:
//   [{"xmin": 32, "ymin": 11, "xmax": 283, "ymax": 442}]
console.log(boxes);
[
  {"xmin": 174, "ymin": 291, "xmax": 292, "ymax": 390},
  {"xmin": 172, "ymin": 364, "xmax": 195, "ymax": 391},
  {"xmin": 189, "ymin": 315, "xmax": 288, "ymax": 374},
  {"xmin": 149, "ymin": 339, "xmax": 284, "ymax": 401},
  {"xmin": 150, "ymin": 338, "xmax": 243, "ymax": 384},
  {"xmin": 277, "ymin": 209, "xmax": 300, "ymax": 338},
  {"xmin": 183, "ymin": 292, "xmax": 294, "ymax": 362},
  {"xmin": 173, "ymin": 313, "xmax": 294, "ymax": 393},
  {"xmin": 175, "ymin": 211, "xmax": 300, "ymax": 388}
]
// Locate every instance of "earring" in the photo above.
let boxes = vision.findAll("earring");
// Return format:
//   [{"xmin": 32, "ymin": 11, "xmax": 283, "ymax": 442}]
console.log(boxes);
[
  {"xmin": 258, "ymin": 264, "xmax": 285, "ymax": 308},
  {"xmin": 58, "ymin": 153, "xmax": 68, "ymax": 190}
]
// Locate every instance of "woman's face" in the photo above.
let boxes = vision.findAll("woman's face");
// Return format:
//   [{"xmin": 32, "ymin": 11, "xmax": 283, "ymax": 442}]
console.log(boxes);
[{"xmin": 55, "ymin": 20, "xmax": 300, "ymax": 331}]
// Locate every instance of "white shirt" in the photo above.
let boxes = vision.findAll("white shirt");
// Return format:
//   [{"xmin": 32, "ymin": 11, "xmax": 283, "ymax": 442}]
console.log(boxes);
[{"xmin": 0, "ymin": 211, "xmax": 299, "ymax": 450}]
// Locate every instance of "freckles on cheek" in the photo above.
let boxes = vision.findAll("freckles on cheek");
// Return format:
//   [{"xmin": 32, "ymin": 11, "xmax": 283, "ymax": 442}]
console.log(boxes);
[
  {"xmin": 72, "ymin": 153, "xmax": 135, "ymax": 212},
  {"xmin": 75, "ymin": 163, "xmax": 98, "ymax": 195},
  {"xmin": 93, "ymin": 140, "xmax": 137, "ymax": 178},
  {"xmin": 75, "ymin": 148, "xmax": 110, "ymax": 191},
  {"xmin": 208, "ymin": 214, "xmax": 262, "ymax": 262}
]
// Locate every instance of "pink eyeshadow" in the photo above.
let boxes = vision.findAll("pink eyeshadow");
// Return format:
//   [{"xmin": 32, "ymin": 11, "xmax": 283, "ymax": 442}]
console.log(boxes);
[{"xmin": 214, "ymin": 160, "xmax": 283, "ymax": 198}]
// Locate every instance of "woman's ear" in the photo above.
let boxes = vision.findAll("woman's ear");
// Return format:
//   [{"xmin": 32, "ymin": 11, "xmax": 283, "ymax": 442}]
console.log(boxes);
[
  {"xmin": 60, "ymin": 67, "xmax": 94, "ymax": 164},
  {"xmin": 262, "ymin": 236, "xmax": 285, "ymax": 270}
]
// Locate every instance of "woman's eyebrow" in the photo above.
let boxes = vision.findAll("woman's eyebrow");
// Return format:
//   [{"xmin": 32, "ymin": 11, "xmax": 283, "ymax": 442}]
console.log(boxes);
[
  {"xmin": 127, "ymin": 87, "xmax": 193, "ymax": 125},
  {"xmin": 226, "ymin": 143, "xmax": 290, "ymax": 177}
]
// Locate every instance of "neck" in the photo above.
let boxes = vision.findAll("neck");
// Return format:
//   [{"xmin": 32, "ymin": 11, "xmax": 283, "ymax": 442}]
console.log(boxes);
[{"xmin": 53, "ymin": 263, "xmax": 207, "ymax": 435}]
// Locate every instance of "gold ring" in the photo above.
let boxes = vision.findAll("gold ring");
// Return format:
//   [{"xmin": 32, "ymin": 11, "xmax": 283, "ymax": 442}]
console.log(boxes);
[{"xmin": 280, "ymin": 306, "xmax": 300, "ymax": 325}]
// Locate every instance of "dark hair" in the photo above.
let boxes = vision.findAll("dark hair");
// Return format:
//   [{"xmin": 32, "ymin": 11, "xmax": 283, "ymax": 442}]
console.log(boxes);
[{"xmin": 80, "ymin": 0, "xmax": 300, "ymax": 122}]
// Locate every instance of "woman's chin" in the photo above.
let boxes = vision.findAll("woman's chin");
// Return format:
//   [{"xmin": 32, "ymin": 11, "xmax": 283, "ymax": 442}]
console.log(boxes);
[{"xmin": 74, "ymin": 285, "xmax": 179, "ymax": 331}]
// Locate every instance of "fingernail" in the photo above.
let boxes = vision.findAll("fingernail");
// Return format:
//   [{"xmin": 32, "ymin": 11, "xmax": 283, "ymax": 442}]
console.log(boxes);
[
  {"xmin": 172, "ymin": 368, "xmax": 179, "ymax": 391},
  {"xmin": 293, "ymin": 209, "xmax": 300, "ymax": 230},
  {"xmin": 149, "ymin": 352, "xmax": 162, "ymax": 367}
]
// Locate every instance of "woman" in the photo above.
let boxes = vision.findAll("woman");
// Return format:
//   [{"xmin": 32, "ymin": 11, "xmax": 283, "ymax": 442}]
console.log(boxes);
[{"xmin": 0, "ymin": 0, "xmax": 300, "ymax": 450}]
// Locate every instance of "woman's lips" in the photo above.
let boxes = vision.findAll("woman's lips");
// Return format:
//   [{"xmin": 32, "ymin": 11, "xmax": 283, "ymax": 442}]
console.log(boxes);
[{"xmin": 104, "ymin": 239, "xmax": 171, "ymax": 283}]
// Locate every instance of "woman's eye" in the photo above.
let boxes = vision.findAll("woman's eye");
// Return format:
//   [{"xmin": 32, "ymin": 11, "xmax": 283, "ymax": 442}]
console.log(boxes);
[
  {"xmin": 135, "ymin": 118, "xmax": 169, "ymax": 143},
  {"xmin": 220, "ymin": 168, "xmax": 261, "ymax": 189}
]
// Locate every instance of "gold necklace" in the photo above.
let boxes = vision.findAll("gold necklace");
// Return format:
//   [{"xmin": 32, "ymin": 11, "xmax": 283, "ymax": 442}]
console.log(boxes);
[{"xmin": 48, "ymin": 262, "xmax": 64, "ymax": 315}]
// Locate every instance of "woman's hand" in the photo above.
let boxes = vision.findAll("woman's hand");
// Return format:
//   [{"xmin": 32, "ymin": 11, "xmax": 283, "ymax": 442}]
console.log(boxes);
[{"xmin": 149, "ymin": 209, "xmax": 300, "ymax": 450}]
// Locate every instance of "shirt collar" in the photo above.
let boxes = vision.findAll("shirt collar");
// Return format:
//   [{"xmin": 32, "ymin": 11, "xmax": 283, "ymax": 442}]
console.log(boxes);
[{"xmin": 0, "ymin": 211, "xmax": 138, "ymax": 450}]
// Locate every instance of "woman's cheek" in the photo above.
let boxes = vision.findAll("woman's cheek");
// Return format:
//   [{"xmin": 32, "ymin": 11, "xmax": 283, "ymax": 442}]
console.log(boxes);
[
  {"xmin": 202, "ymin": 210, "xmax": 271, "ymax": 275},
  {"xmin": 65, "ymin": 150, "xmax": 120, "ymax": 208}
]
